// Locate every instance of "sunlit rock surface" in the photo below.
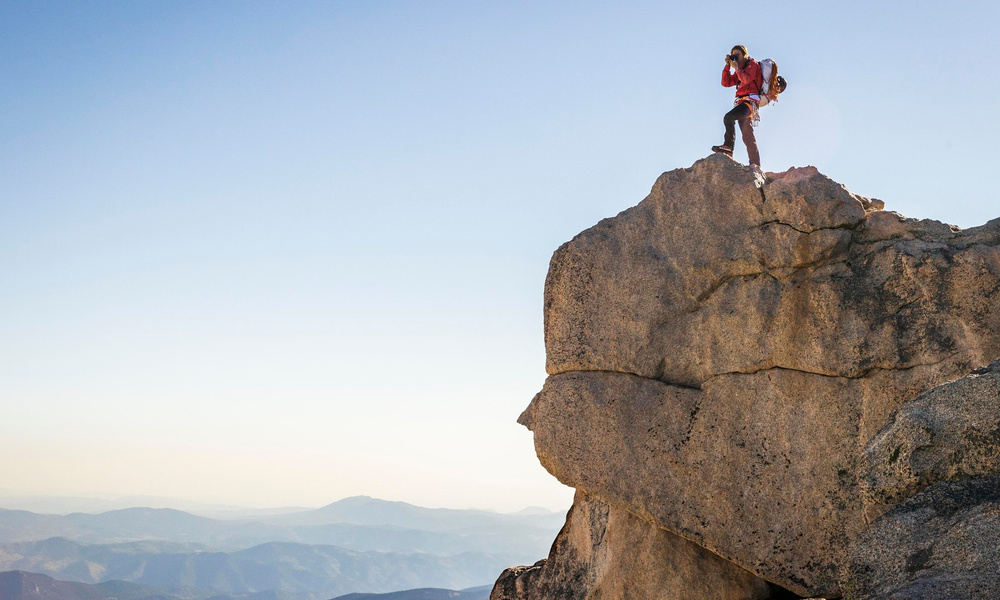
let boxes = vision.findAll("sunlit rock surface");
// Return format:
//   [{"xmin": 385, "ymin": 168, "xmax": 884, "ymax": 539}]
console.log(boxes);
[{"xmin": 494, "ymin": 154, "xmax": 1000, "ymax": 598}]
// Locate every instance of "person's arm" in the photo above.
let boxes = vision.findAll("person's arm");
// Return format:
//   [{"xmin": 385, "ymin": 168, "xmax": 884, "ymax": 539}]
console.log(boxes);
[{"xmin": 721, "ymin": 56, "xmax": 738, "ymax": 87}]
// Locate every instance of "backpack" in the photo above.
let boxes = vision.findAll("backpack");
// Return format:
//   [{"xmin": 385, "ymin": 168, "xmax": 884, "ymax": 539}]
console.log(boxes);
[{"xmin": 758, "ymin": 58, "xmax": 786, "ymax": 105}]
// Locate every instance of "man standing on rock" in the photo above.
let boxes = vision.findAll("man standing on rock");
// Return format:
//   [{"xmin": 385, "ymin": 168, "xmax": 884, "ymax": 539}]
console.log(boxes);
[{"xmin": 712, "ymin": 45, "xmax": 763, "ymax": 169}]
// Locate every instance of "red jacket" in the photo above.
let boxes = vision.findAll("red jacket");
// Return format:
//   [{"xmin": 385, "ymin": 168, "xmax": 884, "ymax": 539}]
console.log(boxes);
[{"xmin": 722, "ymin": 58, "xmax": 763, "ymax": 98}]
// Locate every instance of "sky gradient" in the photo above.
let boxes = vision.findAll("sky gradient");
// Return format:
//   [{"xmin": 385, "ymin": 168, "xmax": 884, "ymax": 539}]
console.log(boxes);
[{"xmin": 2, "ymin": 1, "xmax": 999, "ymax": 512}]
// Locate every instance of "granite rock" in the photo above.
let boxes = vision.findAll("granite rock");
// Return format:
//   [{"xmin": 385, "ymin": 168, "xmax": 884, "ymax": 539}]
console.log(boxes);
[
  {"xmin": 518, "ymin": 155, "xmax": 1000, "ymax": 597},
  {"xmin": 861, "ymin": 359, "xmax": 1000, "ymax": 506},
  {"xmin": 847, "ymin": 477, "xmax": 1000, "ymax": 600},
  {"xmin": 491, "ymin": 492, "xmax": 794, "ymax": 600}
]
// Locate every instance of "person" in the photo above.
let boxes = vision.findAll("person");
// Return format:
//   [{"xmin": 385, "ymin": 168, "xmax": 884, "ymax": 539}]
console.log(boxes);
[{"xmin": 712, "ymin": 45, "xmax": 763, "ymax": 168}]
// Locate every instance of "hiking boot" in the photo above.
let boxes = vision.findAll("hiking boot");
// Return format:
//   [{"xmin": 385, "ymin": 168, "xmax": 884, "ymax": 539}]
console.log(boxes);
[{"xmin": 712, "ymin": 144, "xmax": 733, "ymax": 156}]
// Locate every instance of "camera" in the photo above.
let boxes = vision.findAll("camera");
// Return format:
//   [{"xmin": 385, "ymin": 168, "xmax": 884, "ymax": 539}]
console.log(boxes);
[{"xmin": 727, "ymin": 54, "xmax": 737, "ymax": 61}]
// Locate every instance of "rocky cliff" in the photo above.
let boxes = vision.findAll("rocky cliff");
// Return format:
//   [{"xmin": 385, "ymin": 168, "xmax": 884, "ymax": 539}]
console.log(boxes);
[{"xmin": 493, "ymin": 154, "xmax": 1000, "ymax": 600}]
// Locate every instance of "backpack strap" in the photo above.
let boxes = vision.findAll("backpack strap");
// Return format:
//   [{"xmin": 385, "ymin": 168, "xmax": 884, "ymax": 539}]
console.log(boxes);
[{"xmin": 752, "ymin": 58, "xmax": 764, "ymax": 96}]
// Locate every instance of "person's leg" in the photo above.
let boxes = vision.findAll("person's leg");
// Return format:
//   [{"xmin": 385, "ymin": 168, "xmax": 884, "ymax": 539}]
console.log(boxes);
[
  {"xmin": 739, "ymin": 116, "xmax": 760, "ymax": 167},
  {"xmin": 722, "ymin": 103, "xmax": 751, "ymax": 149}
]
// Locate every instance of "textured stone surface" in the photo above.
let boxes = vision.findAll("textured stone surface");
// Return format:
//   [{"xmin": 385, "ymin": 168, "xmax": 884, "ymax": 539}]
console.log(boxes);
[
  {"xmin": 544, "ymin": 156, "xmax": 1000, "ymax": 388},
  {"xmin": 518, "ymin": 154, "xmax": 1000, "ymax": 597},
  {"xmin": 491, "ymin": 492, "xmax": 792, "ymax": 600},
  {"xmin": 861, "ymin": 359, "xmax": 1000, "ymax": 506},
  {"xmin": 520, "ymin": 368, "xmax": 956, "ymax": 596},
  {"xmin": 847, "ymin": 477, "xmax": 1000, "ymax": 600}
]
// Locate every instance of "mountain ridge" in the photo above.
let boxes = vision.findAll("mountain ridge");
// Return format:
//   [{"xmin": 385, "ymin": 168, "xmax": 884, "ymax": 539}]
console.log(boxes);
[
  {"xmin": 0, "ymin": 539, "xmax": 506, "ymax": 598},
  {"xmin": 0, "ymin": 499, "xmax": 563, "ymax": 556},
  {"xmin": 0, "ymin": 570, "xmax": 494, "ymax": 600}
]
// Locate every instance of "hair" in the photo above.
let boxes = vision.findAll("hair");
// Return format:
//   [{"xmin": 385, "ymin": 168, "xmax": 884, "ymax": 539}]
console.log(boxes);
[{"xmin": 731, "ymin": 45, "xmax": 748, "ymax": 57}]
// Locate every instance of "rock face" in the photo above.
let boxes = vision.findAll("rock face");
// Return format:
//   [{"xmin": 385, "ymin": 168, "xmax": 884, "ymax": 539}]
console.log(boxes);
[
  {"xmin": 495, "ymin": 154, "xmax": 1000, "ymax": 599},
  {"xmin": 861, "ymin": 359, "xmax": 1000, "ymax": 505},
  {"xmin": 491, "ymin": 492, "xmax": 792, "ymax": 600},
  {"xmin": 846, "ymin": 360, "xmax": 1000, "ymax": 599},
  {"xmin": 848, "ymin": 477, "xmax": 1000, "ymax": 600}
]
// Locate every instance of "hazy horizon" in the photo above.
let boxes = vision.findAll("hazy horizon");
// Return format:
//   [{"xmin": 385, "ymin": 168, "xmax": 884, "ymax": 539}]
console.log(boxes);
[{"xmin": 0, "ymin": 489, "xmax": 565, "ymax": 514}]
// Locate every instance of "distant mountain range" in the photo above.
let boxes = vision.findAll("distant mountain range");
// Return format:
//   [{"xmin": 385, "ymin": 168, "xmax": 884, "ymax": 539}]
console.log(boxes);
[
  {"xmin": 0, "ymin": 497, "xmax": 565, "ymax": 600},
  {"xmin": 0, "ymin": 571, "xmax": 493, "ymax": 600},
  {"xmin": 0, "ymin": 497, "xmax": 565, "ymax": 557},
  {"xmin": 257, "ymin": 497, "xmax": 561, "ymax": 531},
  {"xmin": 0, "ymin": 494, "xmax": 562, "ymax": 523},
  {"xmin": 0, "ymin": 570, "xmax": 180, "ymax": 600},
  {"xmin": 331, "ymin": 585, "xmax": 491, "ymax": 600},
  {"xmin": 0, "ymin": 539, "xmax": 508, "ymax": 598}
]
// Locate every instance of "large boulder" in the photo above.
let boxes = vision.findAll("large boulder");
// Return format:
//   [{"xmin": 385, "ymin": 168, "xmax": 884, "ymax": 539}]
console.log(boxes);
[
  {"xmin": 847, "ymin": 476, "xmax": 1000, "ymax": 600},
  {"xmin": 515, "ymin": 155, "xmax": 1000, "ymax": 597},
  {"xmin": 491, "ymin": 492, "xmax": 793, "ymax": 600}
]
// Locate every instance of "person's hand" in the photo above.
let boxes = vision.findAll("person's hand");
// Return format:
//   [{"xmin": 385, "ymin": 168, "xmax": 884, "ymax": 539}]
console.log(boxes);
[{"xmin": 724, "ymin": 54, "xmax": 733, "ymax": 67}]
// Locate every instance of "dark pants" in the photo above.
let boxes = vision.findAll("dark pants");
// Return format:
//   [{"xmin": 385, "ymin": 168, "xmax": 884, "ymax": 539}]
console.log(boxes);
[{"xmin": 723, "ymin": 102, "xmax": 760, "ymax": 167}]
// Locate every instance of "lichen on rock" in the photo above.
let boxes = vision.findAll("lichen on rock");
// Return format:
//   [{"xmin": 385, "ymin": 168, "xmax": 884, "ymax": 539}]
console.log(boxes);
[
  {"xmin": 861, "ymin": 359, "xmax": 1000, "ymax": 506},
  {"xmin": 848, "ymin": 476, "xmax": 1000, "ymax": 600}
]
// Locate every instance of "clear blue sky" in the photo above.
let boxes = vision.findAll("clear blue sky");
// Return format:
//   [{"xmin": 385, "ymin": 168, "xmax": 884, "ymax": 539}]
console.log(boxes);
[{"xmin": 1, "ymin": 1, "xmax": 997, "ymax": 511}]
